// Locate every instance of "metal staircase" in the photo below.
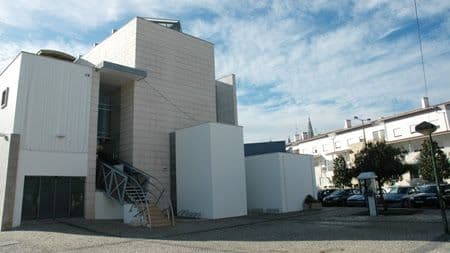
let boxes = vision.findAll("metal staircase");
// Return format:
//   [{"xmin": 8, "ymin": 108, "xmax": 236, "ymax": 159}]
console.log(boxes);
[{"xmin": 97, "ymin": 160, "xmax": 175, "ymax": 228}]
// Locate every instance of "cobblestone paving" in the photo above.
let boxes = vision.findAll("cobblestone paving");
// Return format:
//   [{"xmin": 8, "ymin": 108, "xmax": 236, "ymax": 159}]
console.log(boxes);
[{"xmin": 1, "ymin": 207, "xmax": 450, "ymax": 252}]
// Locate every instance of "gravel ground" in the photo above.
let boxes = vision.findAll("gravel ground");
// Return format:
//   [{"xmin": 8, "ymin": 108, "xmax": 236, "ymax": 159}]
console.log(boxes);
[{"xmin": 1, "ymin": 207, "xmax": 450, "ymax": 252}]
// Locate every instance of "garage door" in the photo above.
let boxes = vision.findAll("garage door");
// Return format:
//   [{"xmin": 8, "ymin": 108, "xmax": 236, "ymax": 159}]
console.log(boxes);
[{"xmin": 22, "ymin": 176, "xmax": 85, "ymax": 220}]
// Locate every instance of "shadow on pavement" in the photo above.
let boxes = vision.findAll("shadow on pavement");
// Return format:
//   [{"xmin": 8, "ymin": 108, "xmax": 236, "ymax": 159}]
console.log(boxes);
[{"xmin": 10, "ymin": 207, "xmax": 450, "ymax": 243}]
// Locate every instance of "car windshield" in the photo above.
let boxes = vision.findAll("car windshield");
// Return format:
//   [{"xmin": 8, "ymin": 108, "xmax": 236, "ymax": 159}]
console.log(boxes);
[
  {"xmin": 329, "ymin": 190, "xmax": 344, "ymax": 196},
  {"xmin": 418, "ymin": 186, "xmax": 437, "ymax": 193},
  {"xmin": 325, "ymin": 189, "xmax": 336, "ymax": 195},
  {"xmin": 388, "ymin": 187, "xmax": 410, "ymax": 194}
]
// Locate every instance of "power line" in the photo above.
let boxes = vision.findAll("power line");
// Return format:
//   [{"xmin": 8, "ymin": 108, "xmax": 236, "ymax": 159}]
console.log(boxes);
[
  {"xmin": 414, "ymin": 0, "xmax": 428, "ymax": 97},
  {"xmin": 141, "ymin": 79, "xmax": 198, "ymax": 122}
]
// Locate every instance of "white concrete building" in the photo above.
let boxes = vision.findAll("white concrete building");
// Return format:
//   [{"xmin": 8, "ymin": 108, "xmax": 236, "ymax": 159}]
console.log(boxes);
[
  {"xmin": 287, "ymin": 97, "xmax": 450, "ymax": 189},
  {"xmin": 0, "ymin": 18, "xmax": 240, "ymax": 230},
  {"xmin": 175, "ymin": 123, "xmax": 247, "ymax": 219},
  {"xmin": 245, "ymin": 152, "xmax": 315, "ymax": 213}
]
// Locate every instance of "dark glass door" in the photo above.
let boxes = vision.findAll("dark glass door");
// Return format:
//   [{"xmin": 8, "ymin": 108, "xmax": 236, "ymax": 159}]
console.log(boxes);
[
  {"xmin": 69, "ymin": 177, "xmax": 85, "ymax": 217},
  {"xmin": 22, "ymin": 176, "xmax": 85, "ymax": 220},
  {"xmin": 55, "ymin": 177, "xmax": 71, "ymax": 218},
  {"xmin": 21, "ymin": 177, "xmax": 40, "ymax": 220},
  {"xmin": 38, "ymin": 177, "xmax": 54, "ymax": 219}
]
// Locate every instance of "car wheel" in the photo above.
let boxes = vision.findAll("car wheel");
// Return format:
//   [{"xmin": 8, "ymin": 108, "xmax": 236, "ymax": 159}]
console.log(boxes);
[{"xmin": 401, "ymin": 199, "xmax": 410, "ymax": 208}]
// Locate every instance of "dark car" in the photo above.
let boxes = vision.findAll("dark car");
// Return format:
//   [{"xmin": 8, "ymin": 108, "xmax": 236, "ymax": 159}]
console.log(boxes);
[
  {"xmin": 323, "ymin": 189, "xmax": 359, "ymax": 206},
  {"xmin": 346, "ymin": 194, "xmax": 365, "ymax": 207},
  {"xmin": 317, "ymin": 188, "xmax": 337, "ymax": 202},
  {"xmin": 347, "ymin": 190, "xmax": 386, "ymax": 207},
  {"xmin": 384, "ymin": 186, "xmax": 416, "ymax": 207},
  {"xmin": 403, "ymin": 185, "xmax": 450, "ymax": 208}
]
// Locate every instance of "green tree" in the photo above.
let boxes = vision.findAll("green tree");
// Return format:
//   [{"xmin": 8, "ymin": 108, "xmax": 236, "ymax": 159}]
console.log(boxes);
[
  {"xmin": 353, "ymin": 142, "xmax": 409, "ymax": 193},
  {"xmin": 332, "ymin": 155, "xmax": 353, "ymax": 187},
  {"xmin": 418, "ymin": 139, "xmax": 450, "ymax": 182}
]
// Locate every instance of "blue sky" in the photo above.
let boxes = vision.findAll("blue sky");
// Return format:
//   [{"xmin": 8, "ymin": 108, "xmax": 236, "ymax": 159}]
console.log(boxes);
[{"xmin": 1, "ymin": 0, "xmax": 450, "ymax": 142}]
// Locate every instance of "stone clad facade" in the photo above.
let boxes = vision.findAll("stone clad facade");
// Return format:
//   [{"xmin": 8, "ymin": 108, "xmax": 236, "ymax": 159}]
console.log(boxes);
[{"xmin": 82, "ymin": 17, "xmax": 221, "ymax": 208}]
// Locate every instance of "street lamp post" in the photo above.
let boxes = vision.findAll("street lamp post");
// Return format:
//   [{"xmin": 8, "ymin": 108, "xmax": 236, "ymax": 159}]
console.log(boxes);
[
  {"xmin": 354, "ymin": 116, "xmax": 371, "ymax": 145},
  {"xmin": 415, "ymin": 121, "xmax": 449, "ymax": 234}
]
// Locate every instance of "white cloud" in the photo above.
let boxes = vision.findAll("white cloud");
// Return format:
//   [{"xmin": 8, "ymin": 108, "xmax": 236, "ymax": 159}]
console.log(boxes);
[{"xmin": 0, "ymin": 0, "xmax": 449, "ymax": 143}]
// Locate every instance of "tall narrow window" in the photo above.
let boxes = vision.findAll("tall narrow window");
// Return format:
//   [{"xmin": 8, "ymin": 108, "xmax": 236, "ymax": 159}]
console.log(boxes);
[{"xmin": 1, "ymin": 87, "xmax": 9, "ymax": 109}]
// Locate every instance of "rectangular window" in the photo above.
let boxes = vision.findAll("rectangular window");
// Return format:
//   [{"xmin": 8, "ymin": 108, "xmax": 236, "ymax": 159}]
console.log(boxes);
[
  {"xmin": 393, "ymin": 128, "xmax": 403, "ymax": 137},
  {"xmin": 322, "ymin": 144, "xmax": 329, "ymax": 152},
  {"xmin": 409, "ymin": 125, "xmax": 417, "ymax": 134},
  {"xmin": 372, "ymin": 130, "xmax": 385, "ymax": 141},
  {"xmin": 1, "ymin": 87, "xmax": 9, "ymax": 109},
  {"xmin": 335, "ymin": 141, "xmax": 342, "ymax": 149}
]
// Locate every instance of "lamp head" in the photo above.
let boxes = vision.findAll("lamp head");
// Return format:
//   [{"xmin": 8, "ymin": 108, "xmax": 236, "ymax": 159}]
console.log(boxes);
[{"xmin": 415, "ymin": 121, "xmax": 437, "ymax": 135}]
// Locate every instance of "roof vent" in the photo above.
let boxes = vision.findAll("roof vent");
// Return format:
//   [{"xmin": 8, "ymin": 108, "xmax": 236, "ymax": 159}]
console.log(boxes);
[
  {"xmin": 36, "ymin": 49, "xmax": 76, "ymax": 62},
  {"xmin": 112, "ymin": 29, "xmax": 117, "ymax": 34}
]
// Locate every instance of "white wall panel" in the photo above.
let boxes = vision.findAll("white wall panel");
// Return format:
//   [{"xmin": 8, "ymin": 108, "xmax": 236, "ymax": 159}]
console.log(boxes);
[
  {"xmin": 16, "ymin": 53, "xmax": 92, "ymax": 153},
  {"xmin": 281, "ymin": 153, "xmax": 315, "ymax": 212},
  {"xmin": 176, "ymin": 123, "xmax": 247, "ymax": 219},
  {"xmin": 210, "ymin": 123, "xmax": 247, "ymax": 218},
  {"xmin": 245, "ymin": 153, "xmax": 283, "ymax": 212},
  {"xmin": 246, "ymin": 153, "xmax": 315, "ymax": 213},
  {"xmin": 176, "ymin": 123, "xmax": 213, "ymax": 218}
]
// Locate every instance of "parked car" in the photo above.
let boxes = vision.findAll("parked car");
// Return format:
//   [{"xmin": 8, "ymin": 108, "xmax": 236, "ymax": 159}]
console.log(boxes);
[
  {"xmin": 402, "ymin": 184, "xmax": 450, "ymax": 208},
  {"xmin": 322, "ymin": 189, "xmax": 360, "ymax": 206},
  {"xmin": 346, "ymin": 190, "xmax": 386, "ymax": 207},
  {"xmin": 346, "ymin": 194, "xmax": 365, "ymax": 207},
  {"xmin": 317, "ymin": 188, "xmax": 337, "ymax": 202},
  {"xmin": 384, "ymin": 186, "xmax": 416, "ymax": 207}
]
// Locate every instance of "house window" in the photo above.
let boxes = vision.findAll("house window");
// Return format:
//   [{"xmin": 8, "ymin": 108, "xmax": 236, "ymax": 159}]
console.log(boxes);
[
  {"xmin": 335, "ymin": 141, "xmax": 342, "ymax": 149},
  {"xmin": 393, "ymin": 128, "xmax": 403, "ymax": 137},
  {"xmin": 409, "ymin": 125, "xmax": 417, "ymax": 134},
  {"xmin": 1, "ymin": 87, "xmax": 9, "ymax": 109},
  {"xmin": 322, "ymin": 144, "xmax": 329, "ymax": 152},
  {"xmin": 372, "ymin": 130, "xmax": 385, "ymax": 141}
]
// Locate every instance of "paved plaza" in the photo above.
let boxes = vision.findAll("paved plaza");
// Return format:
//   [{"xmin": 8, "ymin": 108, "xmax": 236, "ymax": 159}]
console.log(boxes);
[{"xmin": 1, "ymin": 207, "xmax": 450, "ymax": 252}]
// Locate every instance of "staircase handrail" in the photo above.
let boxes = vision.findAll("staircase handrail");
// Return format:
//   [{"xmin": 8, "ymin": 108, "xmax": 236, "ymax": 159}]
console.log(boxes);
[
  {"xmin": 118, "ymin": 159, "xmax": 168, "ymax": 204},
  {"xmin": 117, "ymin": 160, "xmax": 175, "ymax": 226},
  {"xmin": 98, "ymin": 160, "xmax": 159, "ymax": 203},
  {"xmin": 118, "ymin": 159, "xmax": 165, "ymax": 187}
]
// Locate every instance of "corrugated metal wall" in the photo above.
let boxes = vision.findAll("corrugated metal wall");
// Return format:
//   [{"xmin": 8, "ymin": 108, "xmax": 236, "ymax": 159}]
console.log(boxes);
[{"xmin": 16, "ymin": 53, "xmax": 92, "ymax": 153}]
